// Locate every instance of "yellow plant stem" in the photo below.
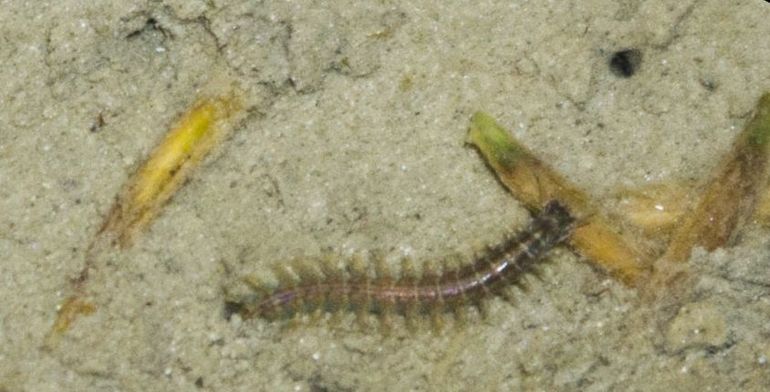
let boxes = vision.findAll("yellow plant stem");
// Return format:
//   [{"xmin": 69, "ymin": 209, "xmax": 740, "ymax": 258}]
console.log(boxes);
[
  {"xmin": 468, "ymin": 112, "xmax": 650, "ymax": 286},
  {"xmin": 755, "ymin": 186, "xmax": 770, "ymax": 225},
  {"xmin": 44, "ymin": 297, "xmax": 95, "ymax": 348},
  {"xmin": 101, "ymin": 94, "xmax": 241, "ymax": 248},
  {"xmin": 663, "ymin": 93, "xmax": 770, "ymax": 262},
  {"xmin": 612, "ymin": 181, "xmax": 693, "ymax": 237},
  {"xmin": 47, "ymin": 91, "xmax": 242, "ymax": 347}
]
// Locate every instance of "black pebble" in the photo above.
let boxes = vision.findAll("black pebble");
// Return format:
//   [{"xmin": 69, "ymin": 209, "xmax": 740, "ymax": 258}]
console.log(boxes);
[{"xmin": 609, "ymin": 49, "xmax": 642, "ymax": 78}]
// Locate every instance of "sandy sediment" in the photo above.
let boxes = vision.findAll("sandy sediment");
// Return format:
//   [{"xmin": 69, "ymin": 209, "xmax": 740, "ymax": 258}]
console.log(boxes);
[{"xmin": 1, "ymin": 1, "xmax": 769, "ymax": 391}]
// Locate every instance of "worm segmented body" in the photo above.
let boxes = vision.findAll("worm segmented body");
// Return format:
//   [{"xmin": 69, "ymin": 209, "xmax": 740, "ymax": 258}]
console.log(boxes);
[{"xmin": 231, "ymin": 201, "xmax": 575, "ymax": 323}]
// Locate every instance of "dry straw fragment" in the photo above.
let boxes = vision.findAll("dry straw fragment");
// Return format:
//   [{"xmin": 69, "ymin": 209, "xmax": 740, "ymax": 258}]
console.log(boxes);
[
  {"xmin": 663, "ymin": 93, "xmax": 770, "ymax": 262},
  {"xmin": 99, "ymin": 93, "xmax": 242, "ymax": 248},
  {"xmin": 46, "ymin": 88, "xmax": 243, "ymax": 347},
  {"xmin": 467, "ymin": 112, "xmax": 651, "ymax": 286}
]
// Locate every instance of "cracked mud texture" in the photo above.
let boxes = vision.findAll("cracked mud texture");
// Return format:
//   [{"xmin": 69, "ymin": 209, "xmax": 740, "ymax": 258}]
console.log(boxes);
[{"xmin": 1, "ymin": 1, "xmax": 769, "ymax": 391}]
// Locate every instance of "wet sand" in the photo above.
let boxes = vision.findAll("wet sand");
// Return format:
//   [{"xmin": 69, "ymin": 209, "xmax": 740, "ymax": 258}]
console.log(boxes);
[{"xmin": 1, "ymin": 1, "xmax": 769, "ymax": 391}]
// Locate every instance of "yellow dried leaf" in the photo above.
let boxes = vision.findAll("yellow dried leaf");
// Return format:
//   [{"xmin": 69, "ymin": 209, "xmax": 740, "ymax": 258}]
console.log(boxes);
[
  {"xmin": 48, "ymin": 89, "xmax": 243, "ymax": 345},
  {"xmin": 100, "ymin": 93, "xmax": 241, "ymax": 247}
]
